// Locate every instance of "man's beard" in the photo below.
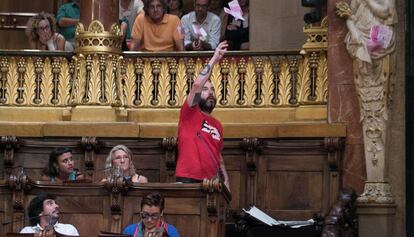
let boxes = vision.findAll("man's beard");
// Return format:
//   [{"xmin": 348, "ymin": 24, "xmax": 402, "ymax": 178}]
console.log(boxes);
[
  {"xmin": 46, "ymin": 213, "xmax": 59, "ymax": 225},
  {"xmin": 199, "ymin": 96, "xmax": 216, "ymax": 114}
]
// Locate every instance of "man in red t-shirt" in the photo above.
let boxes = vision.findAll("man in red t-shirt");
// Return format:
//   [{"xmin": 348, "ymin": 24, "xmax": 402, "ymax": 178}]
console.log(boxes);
[{"xmin": 175, "ymin": 41, "xmax": 230, "ymax": 190}]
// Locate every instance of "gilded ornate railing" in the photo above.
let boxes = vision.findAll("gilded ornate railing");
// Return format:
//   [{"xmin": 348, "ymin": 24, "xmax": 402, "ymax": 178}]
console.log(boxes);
[{"xmin": 0, "ymin": 50, "xmax": 327, "ymax": 109}]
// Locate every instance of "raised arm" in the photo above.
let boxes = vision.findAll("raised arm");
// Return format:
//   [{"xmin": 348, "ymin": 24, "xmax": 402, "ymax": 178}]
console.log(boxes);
[
  {"xmin": 58, "ymin": 17, "xmax": 79, "ymax": 27},
  {"xmin": 186, "ymin": 41, "xmax": 228, "ymax": 107}
]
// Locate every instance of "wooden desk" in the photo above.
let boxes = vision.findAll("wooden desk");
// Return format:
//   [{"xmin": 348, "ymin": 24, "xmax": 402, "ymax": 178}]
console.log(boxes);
[{"xmin": 1, "ymin": 179, "xmax": 230, "ymax": 237}]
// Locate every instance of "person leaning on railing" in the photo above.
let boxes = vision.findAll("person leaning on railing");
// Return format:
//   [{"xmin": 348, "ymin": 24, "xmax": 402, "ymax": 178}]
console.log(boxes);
[
  {"xmin": 130, "ymin": 0, "xmax": 184, "ymax": 51},
  {"xmin": 25, "ymin": 12, "xmax": 74, "ymax": 51}
]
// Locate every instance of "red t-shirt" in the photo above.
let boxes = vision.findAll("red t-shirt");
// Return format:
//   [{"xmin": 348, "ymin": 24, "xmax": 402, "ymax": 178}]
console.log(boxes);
[{"xmin": 175, "ymin": 102, "xmax": 223, "ymax": 180}]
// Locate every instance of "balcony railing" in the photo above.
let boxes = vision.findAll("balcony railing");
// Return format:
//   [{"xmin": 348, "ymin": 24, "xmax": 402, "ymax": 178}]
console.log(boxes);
[{"xmin": 0, "ymin": 50, "xmax": 327, "ymax": 109}]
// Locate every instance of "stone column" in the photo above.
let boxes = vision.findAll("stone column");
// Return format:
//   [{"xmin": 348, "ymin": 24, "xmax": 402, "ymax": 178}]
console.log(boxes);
[{"xmin": 331, "ymin": 0, "xmax": 400, "ymax": 236}]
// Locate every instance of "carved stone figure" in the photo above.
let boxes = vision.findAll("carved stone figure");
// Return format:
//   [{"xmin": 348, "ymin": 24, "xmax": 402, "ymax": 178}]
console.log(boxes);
[{"xmin": 336, "ymin": 0, "xmax": 397, "ymax": 203}]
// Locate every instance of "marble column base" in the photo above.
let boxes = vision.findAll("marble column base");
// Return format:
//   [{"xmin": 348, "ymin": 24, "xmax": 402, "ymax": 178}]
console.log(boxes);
[
  {"xmin": 357, "ymin": 203, "xmax": 396, "ymax": 237},
  {"xmin": 357, "ymin": 182, "xmax": 394, "ymax": 203}
]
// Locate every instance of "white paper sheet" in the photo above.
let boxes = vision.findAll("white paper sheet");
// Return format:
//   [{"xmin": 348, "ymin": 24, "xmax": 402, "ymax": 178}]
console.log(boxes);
[
  {"xmin": 243, "ymin": 206, "xmax": 315, "ymax": 228},
  {"xmin": 224, "ymin": 0, "xmax": 245, "ymax": 21}
]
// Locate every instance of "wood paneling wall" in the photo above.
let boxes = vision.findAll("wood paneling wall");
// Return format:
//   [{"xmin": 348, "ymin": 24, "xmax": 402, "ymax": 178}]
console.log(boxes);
[
  {"xmin": 1, "ymin": 180, "xmax": 230, "ymax": 237},
  {"xmin": 0, "ymin": 134, "xmax": 344, "ymax": 236}
]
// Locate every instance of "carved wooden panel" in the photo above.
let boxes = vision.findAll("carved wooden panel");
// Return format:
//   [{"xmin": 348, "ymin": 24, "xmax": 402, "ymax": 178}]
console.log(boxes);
[
  {"xmin": 0, "ymin": 183, "xmax": 12, "ymax": 236},
  {"xmin": 25, "ymin": 183, "xmax": 109, "ymax": 236},
  {"xmin": 0, "ymin": 135, "xmax": 344, "ymax": 236},
  {"xmin": 254, "ymin": 139, "xmax": 339, "ymax": 220},
  {"xmin": 1, "ymin": 181, "xmax": 229, "ymax": 237}
]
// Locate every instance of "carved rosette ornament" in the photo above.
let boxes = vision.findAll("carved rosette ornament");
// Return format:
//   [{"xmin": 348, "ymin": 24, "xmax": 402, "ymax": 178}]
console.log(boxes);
[
  {"xmin": 301, "ymin": 16, "xmax": 328, "ymax": 53},
  {"xmin": 336, "ymin": 0, "xmax": 397, "ymax": 203}
]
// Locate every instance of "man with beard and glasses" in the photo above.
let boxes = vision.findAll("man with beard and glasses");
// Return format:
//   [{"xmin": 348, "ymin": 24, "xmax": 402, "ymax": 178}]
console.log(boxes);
[
  {"xmin": 20, "ymin": 193, "xmax": 79, "ymax": 236},
  {"xmin": 175, "ymin": 41, "xmax": 230, "ymax": 191}
]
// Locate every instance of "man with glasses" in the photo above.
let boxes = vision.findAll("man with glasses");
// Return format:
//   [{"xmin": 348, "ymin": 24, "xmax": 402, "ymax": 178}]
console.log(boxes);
[
  {"xmin": 123, "ymin": 191, "xmax": 179, "ymax": 237},
  {"xmin": 181, "ymin": 0, "xmax": 221, "ymax": 50},
  {"xmin": 130, "ymin": 0, "xmax": 184, "ymax": 51}
]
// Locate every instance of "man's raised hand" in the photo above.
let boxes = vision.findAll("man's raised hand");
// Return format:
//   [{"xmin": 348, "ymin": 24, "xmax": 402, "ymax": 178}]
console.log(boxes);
[{"xmin": 212, "ymin": 41, "xmax": 228, "ymax": 64}]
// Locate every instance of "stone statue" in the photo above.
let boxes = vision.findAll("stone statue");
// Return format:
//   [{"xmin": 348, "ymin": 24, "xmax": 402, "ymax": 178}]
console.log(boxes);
[{"xmin": 336, "ymin": 0, "xmax": 397, "ymax": 203}]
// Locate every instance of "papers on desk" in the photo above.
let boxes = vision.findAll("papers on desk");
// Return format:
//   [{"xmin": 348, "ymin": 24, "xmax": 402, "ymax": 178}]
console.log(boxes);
[{"xmin": 242, "ymin": 206, "xmax": 315, "ymax": 228}]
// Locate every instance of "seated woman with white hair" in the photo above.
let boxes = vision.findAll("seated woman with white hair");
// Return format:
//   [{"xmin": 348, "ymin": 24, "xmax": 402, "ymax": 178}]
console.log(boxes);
[{"xmin": 102, "ymin": 144, "xmax": 148, "ymax": 183}]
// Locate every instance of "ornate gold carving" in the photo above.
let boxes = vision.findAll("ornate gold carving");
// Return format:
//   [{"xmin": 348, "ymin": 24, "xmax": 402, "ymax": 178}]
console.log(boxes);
[
  {"xmin": 308, "ymin": 52, "xmax": 319, "ymax": 101},
  {"xmin": 132, "ymin": 59, "xmax": 144, "ymax": 106},
  {"xmin": 51, "ymin": 57, "xmax": 61, "ymax": 105},
  {"xmin": 75, "ymin": 20, "xmax": 122, "ymax": 54},
  {"xmin": 0, "ymin": 52, "xmax": 328, "ymax": 111},
  {"xmin": 288, "ymin": 56, "xmax": 300, "ymax": 105},
  {"xmin": 185, "ymin": 58, "xmax": 196, "ymax": 96},
  {"xmin": 167, "ymin": 58, "xmax": 178, "ymax": 106},
  {"xmin": 16, "ymin": 57, "xmax": 27, "ymax": 104},
  {"xmin": 236, "ymin": 58, "xmax": 246, "ymax": 105},
  {"xmin": 33, "ymin": 57, "xmax": 44, "ymax": 104},
  {"xmin": 218, "ymin": 58, "xmax": 230, "ymax": 105},
  {"xmin": 302, "ymin": 16, "xmax": 328, "ymax": 52},
  {"xmin": 150, "ymin": 60, "xmax": 161, "ymax": 106},
  {"xmin": 0, "ymin": 57, "xmax": 9, "ymax": 104},
  {"xmin": 253, "ymin": 58, "xmax": 264, "ymax": 105},
  {"xmin": 71, "ymin": 53, "xmax": 122, "ymax": 106}
]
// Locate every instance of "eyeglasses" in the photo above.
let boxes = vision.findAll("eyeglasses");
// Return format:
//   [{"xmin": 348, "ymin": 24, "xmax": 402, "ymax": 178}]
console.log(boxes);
[
  {"xmin": 140, "ymin": 212, "xmax": 162, "ymax": 220},
  {"xmin": 37, "ymin": 24, "xmax": 50, "ymax": 33},
  {"xmin": 113, "ymin": 156, "xmax": 130, "ymax": 160}
]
